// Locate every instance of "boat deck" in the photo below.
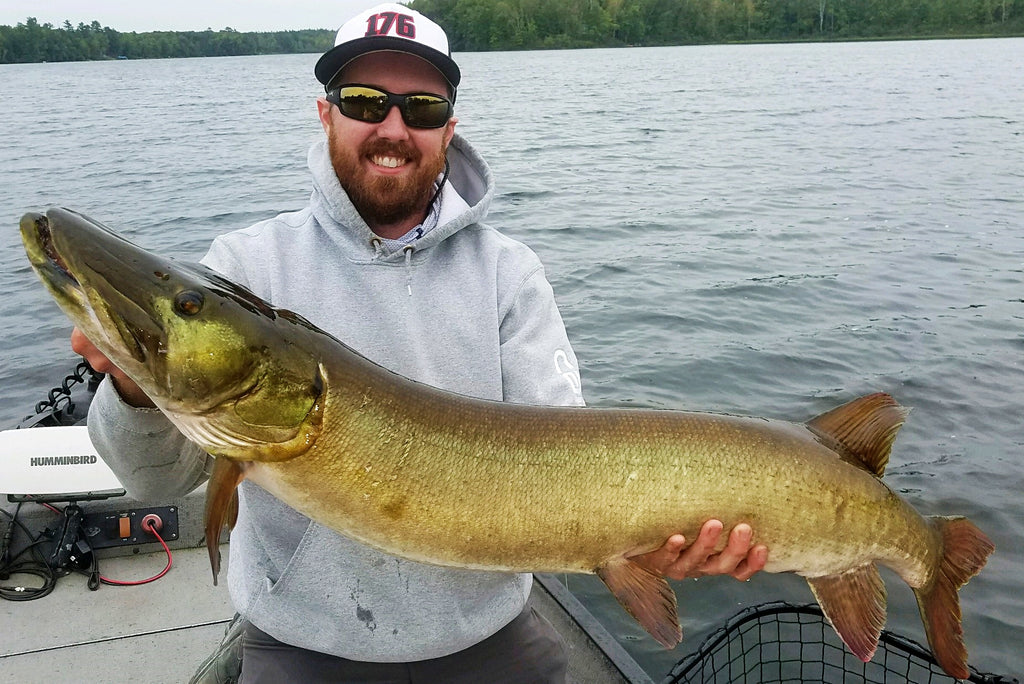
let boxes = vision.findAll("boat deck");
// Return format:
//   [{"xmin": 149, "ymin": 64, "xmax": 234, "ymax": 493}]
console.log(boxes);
[{"xmin": 1, "ymin": 489, "xmax": 651, "ymax": 683}]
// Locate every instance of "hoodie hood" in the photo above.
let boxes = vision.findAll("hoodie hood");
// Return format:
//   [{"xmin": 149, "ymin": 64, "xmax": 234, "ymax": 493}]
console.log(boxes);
[{"xmin": 307, "ymin": 133, "xmax": 494, "ymax": 262}]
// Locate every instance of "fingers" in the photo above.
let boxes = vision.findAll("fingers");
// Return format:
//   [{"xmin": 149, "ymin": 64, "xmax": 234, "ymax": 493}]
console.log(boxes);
[
  {"xmin": 696, "ymin": 522, "xmax": 753, "ymax": 576},
  {"xmin": 691, "ymin": 522, "xmax": 769, "ymax": 581},
  {"xmin": 633, "ymin": 533, "xmax": 688, "ymax": 575},
  {"xmin": 696, "ymin": 523, "xmax": 769, "ymax": 580},
  {"xmin": 674, "ymin": 519, "xmax": 724, "ymax": 576},
  {"xmin": 631, "ymin": 521, "xmax": 726, "ymax": 580},
  {"xmin": 629, "ymin": 520, "xmax": 768, "ymax": 582},
  {"xmin": 730, "ymin": 544, "xmax": 769, "ymax": 582}
]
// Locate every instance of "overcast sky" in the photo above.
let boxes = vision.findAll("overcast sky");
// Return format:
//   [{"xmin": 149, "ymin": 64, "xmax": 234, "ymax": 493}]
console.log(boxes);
[{"xmin": 1, "ymin": 0, "xmax": 390, "ymax": 33}]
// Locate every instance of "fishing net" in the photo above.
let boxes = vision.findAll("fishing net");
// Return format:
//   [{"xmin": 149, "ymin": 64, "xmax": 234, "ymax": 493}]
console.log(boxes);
[{"xmin": 665, "ymin": 602, "xmax": 1017, "ymax": 684}]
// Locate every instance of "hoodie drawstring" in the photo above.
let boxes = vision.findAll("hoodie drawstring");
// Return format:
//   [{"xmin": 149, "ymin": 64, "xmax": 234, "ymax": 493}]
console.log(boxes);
[
  {"xmin": 368, "ymin": 238, "xmax": 415, "ymax": 295},
  {"xmin": 403, "ymin": 245, "xmax": 415, "ymax": 296},
  {"xmin": 371, "ymin": 237, "xmax": 385, "ymax": 260}
]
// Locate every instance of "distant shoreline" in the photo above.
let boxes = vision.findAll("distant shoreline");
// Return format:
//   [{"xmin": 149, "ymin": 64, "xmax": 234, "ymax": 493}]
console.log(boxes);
[{"xmin": 2, "ymin": 13, "xmax": 1022, "ymax": 65}]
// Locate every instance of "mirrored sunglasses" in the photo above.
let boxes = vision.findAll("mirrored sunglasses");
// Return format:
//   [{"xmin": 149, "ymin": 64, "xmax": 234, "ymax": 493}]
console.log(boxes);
[{"xmin": 326, "ymin": 84, "xmax": 453, "ymax": 129}]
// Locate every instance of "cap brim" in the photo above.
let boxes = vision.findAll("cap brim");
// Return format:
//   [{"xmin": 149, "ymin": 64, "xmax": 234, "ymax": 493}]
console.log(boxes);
[{"xmin": 315, "ymin": 35, "xmax": 460, "ymax": 90}]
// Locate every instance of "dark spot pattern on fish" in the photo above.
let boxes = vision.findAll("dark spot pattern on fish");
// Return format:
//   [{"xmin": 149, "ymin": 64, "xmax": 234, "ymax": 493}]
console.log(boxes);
[{"xmin": 380, "ymin": 494, "xmax": 407, "ymax": 521}]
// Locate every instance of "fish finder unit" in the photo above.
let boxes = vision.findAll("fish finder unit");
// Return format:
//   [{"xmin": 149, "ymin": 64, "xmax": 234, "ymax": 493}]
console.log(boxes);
[{"xmin": 1, "ymin": 425, "xmax": 125, "ymax": 503}]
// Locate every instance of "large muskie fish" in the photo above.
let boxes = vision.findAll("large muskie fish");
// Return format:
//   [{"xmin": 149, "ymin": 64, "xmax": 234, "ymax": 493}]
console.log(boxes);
[{"xmin": 21, "ymin": 207, "xmax": 993, "ymax": 678}]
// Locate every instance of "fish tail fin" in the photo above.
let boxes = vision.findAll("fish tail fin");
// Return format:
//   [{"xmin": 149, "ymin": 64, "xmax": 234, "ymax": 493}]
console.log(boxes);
[
  {"xmin": 204, "ymin": 457, "xmax": 246, "ymax": 586},
  {"xmin": 913, "ymin": 516, "xmax": 994, "ymax": 679}
]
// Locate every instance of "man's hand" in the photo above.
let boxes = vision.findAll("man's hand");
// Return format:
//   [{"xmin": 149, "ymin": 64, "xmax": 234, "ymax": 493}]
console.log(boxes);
[
  {"xmin": 70, "ymin": 327, "xmax": 155, "ymax": 408},
  {"xmin": 631, "ymin": 520, "xmax": 767, "ymax": 581}
]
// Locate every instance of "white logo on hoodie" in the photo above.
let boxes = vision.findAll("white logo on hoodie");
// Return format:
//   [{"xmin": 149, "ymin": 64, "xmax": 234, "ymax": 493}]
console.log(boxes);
[{"xmin": 553, "ymin": 349, "xmax": 582, "ymax": 398}]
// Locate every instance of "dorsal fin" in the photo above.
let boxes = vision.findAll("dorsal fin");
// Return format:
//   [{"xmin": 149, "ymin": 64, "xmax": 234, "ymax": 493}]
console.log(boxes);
[{"xmin": 806, "ymin": 393, "xmax": 910, "ymax": 476}]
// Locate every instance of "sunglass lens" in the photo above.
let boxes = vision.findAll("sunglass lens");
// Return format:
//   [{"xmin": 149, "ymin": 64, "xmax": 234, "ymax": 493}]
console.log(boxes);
[
  {"xmin": 404, "ymin": 95, "xmax": 451, "ymax": 128},
  {"xmin": 338, "ymin": 87, "xmax": 388, "ymax": 123}
]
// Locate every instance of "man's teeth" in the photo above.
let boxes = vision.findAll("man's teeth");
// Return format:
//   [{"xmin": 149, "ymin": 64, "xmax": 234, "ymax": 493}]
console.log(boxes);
[{"xmin": 373, "ymin": 156, "xmax": 405, "ymax": 168}]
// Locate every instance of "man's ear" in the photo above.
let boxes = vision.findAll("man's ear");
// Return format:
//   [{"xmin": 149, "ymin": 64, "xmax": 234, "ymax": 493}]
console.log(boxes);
[
  {"xmin": 316, "ymin": 97, "xmax": 333, "ymax": 134},
  {"xmin": 442, "ymin": 117, "xmax": 459, "ymax": 149}
]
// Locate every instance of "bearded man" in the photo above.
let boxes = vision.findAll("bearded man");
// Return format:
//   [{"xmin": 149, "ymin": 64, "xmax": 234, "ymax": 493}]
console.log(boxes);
[{"xmin": 72, "ymin": 5, "xmax": 766, "ymax": 682}]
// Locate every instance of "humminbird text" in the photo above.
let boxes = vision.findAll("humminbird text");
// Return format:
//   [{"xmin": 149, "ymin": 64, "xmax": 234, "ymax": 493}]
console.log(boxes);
[{"xmin": 30, "ymin": 455, "xmax": 98, "ymax": 466}]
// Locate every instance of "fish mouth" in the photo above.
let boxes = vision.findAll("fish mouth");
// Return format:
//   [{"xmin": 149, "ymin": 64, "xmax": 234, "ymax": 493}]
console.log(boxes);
[
  {"xmin": 20, "ymin": 209, "xmax": 167, "ymax": 365},
  {"xmin": 34, "ymin": 213, "xmax": 76, "ymax": 283},
  {"xmin": 21, "ymin": 212, "xmax": 82, "ymax": 294}
]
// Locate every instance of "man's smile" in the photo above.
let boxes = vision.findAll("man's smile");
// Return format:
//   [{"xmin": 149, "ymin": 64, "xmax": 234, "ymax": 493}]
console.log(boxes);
[{"xmin": 371, "ymin": 155, "xmax": 408, "ymax": 169}]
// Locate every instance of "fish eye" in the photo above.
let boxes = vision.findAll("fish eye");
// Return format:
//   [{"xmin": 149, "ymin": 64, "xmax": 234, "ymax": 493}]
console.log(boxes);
[{"xmin": 174, "ymin": 290, "xmax": 204, "ymax": 316}]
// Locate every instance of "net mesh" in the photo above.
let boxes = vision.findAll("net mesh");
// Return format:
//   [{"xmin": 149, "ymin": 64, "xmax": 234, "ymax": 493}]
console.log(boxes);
[{"xmin": 664, "ymin": 602, "xmax": 1017, "ymax": 684}]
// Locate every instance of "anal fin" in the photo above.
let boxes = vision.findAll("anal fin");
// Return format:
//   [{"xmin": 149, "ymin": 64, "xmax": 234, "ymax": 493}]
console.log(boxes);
[
  {"xmin": 807, "ymin": 563, "xmax": 887, "ymax": 663},
  {"xmin": 596, "ymin": 557, "xmax": 681, "ymax": 648},
  {"xmin": 205, "ymin": 456, "xmax": 246, "ymax": 586}
]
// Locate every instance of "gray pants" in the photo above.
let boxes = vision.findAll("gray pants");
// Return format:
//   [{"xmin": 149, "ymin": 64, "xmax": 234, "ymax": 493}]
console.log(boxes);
[{"xmin": 239, "ymin": 607, "xmax": 568, "ymax": 683}]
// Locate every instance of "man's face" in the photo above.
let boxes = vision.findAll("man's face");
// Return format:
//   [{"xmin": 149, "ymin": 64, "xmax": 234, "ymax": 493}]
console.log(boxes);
[{"xmin": 317, "ymin": 51, "xmax": 457, "ymax": 231}]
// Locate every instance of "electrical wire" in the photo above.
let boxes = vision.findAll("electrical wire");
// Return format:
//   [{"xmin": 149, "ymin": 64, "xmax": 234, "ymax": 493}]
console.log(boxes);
[
  {"xmin": 34, "ymin": 500, "xmax": 62, "ymax": 515},
  {"xmin": 0, "ymin": 504, "xmax": 59, "ymax": 601},
  {"xmin": 96, "ymin": 518, "xmax": 173, "ymax": 586},
  {"xmin": 0, "ymin": 562, "xmax": 58, "ymax": 601},
  {"xmin": 2, "ymin": 502, "xmax": 175, "ymax": 598}
]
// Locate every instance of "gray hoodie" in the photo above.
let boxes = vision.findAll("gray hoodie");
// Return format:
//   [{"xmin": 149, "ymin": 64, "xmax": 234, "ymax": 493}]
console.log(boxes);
[{"xmin": 86, "ymin": 134, "xmax": 585, "ymax": 662}]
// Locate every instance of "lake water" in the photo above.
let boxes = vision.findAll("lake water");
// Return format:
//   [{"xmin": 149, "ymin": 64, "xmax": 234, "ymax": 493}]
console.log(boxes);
[{"xmin": 1, "ymin": 39, "xmax": 1022, "ymax": 679}]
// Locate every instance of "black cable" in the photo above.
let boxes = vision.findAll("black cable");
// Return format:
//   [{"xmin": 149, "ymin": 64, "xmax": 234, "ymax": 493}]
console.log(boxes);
[
  {"xmin": 0, "ymin": 562, "xmax": 57, "ymax": 601},
  {"xmin": 20, "ymin": 360, "xmax": 104, "ymax": 428},
  {"xmin": 0, "ymin": 505, "xmax": 14, "ymax": 574},
  {"xmin": 0, "ymin": 504, "xmax": 58, "ymax": 601},
  {"xmin": 425, "ymin": 157, "xmax": 450, "ymax": 216}
]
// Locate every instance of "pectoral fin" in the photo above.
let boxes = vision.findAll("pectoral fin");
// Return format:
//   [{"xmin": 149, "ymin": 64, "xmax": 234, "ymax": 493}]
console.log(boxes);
[
  {"xmin": 205, "ymin": 456, "xmax": 246, "ymax": 586},
  {"xmin": 807, "ymin": 564, "xmax": 887, "ymax": 663},
  {"xmin": 596, "ymin": 557, "xmax": 681, "ymax": 648}
]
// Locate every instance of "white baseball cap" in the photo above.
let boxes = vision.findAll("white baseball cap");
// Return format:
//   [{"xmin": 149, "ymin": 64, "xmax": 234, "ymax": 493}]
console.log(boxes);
[{"xmin": 314, "ymin": 3, "xmax": 460, "ymax": 93}]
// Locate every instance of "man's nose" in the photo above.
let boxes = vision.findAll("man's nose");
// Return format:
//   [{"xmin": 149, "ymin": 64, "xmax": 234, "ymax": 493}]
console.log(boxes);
[{"xmin": 375, "ymin": 105, "xmax": 410, "ymax": 140}]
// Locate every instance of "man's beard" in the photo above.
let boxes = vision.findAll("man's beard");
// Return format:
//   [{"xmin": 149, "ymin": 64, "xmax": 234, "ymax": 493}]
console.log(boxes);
[{"xmin": 329, "ymin": 135, "xmax": 447, "ymax": 228}]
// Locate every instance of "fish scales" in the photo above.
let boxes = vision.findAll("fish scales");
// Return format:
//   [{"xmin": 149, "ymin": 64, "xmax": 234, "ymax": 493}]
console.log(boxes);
[{"xmin": 243, "ymin": 357, "xmax": 932, "ymax": 582}]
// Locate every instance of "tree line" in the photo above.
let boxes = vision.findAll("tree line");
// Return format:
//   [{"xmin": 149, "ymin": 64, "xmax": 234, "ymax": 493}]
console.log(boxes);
[
  {"xmin": 0, "ymin": 18, "xmax": 331, "ymax": 63},
  {"xmin": 408, "ymin": 0, "xmax": 1024, "ymax": 50},
  {"xmin": 2, "ymin": 0, "xmax": 1022, "ymax": 64}
]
